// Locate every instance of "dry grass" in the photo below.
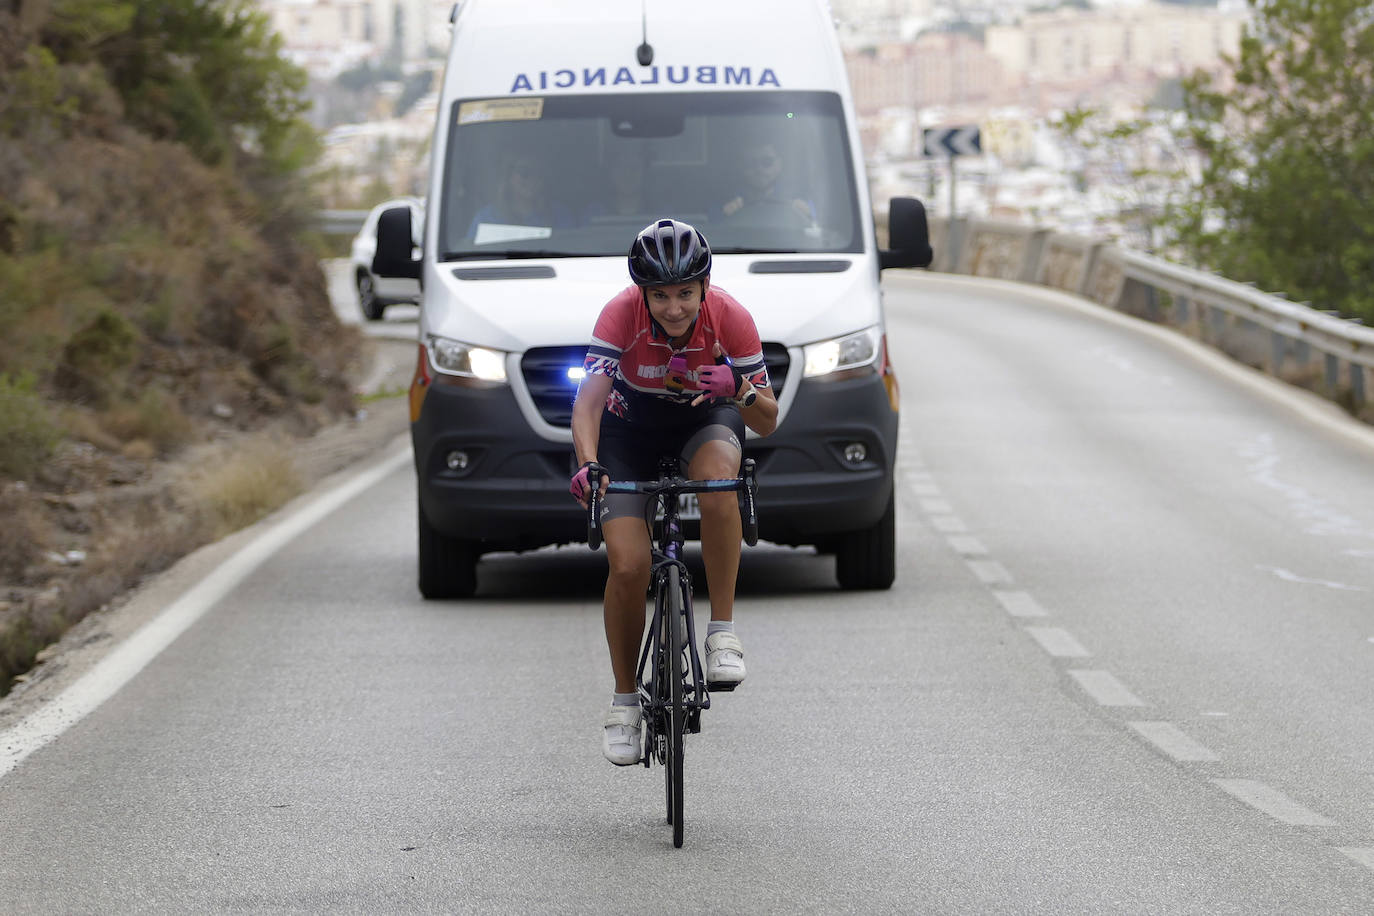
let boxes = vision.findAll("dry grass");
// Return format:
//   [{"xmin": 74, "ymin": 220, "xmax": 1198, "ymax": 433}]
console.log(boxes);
[
  {"xmin": 184, "ymin": 434, "xmax": 304, "ymax": 537},
  {"xmin": 101, "ymin": 388, "xmax": 195, "ymax": 457},
  {"xmin": 0, "ymin": 486, "xmax": 44, "ymax": 581}
]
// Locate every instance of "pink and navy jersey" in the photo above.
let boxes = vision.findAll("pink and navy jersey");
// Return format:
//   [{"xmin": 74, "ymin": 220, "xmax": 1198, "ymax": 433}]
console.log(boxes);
[{"xmin": 583, "ymin": 285, "xmax": 771, "ymax": 425}]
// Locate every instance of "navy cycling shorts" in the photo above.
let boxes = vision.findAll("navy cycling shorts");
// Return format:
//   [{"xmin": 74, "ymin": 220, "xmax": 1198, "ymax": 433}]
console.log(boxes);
[{"xmin": 596, "ymin": 404, "xmax": 744, "ymax": 524}]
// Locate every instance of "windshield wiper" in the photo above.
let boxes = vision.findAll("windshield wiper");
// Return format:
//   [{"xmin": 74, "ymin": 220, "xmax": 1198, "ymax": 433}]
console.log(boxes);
[{"xmin": 440, "ymin": 249, "xmax": 585, "ymax": 261}]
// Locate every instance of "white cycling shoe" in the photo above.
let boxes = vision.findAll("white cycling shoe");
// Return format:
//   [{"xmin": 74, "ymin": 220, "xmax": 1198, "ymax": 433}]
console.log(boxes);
[
  {"xmin": 705, "ymin": 631, "xmax": 746, "ymax": 691},
  {"xmin": 602, "ymin": 705, "xmax": 642, "ymax": 766}
]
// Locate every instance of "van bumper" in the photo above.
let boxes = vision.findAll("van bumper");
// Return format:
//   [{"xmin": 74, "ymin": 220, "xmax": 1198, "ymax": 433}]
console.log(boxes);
[
  {"xmin": 412, "ymin": 372, "xmax": 897, "ymax": 553},
  {"xmin": 745, "ymin": 372, "xmax": 897, "ymax": 546},
  {"xmin": 412, "ymin": 383, "xmax": 585, "ymax": 553}
]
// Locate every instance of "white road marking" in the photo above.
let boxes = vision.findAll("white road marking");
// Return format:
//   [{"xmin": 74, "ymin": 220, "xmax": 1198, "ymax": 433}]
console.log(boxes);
[
  {"xmin": 1128, "ymin": 721, "xmax": 1218, "ymax": 761},
  {"xmin": 966, "ymin": 559, "xmax": 1013, "ymax": 585},
  {"xmin": 992, "ymin": 589, "xmax": 1049, "ymax": 618},
  {"xmin": 1337, "ymin": 848, "xmax": 1374, "ymax": 872},
  {"xmin": 0, "ymin": 444, "xmax": 412, "ymax": 782},
  {"xmin": 1025, "ymin": 626, "xmax": 1091, "ymax": 658},
  {"xmin": 1070, "ymin": 670, "xmax": 1146, "ymax": 707},
  {"xmin": 1238, "ymin": 434, "xmax": 1374, "ymax": 540},
  {"xmin": 886, "ymin": 272, "xmax": 1374, "ymax": 456},
  {"xmin": 1255, "ymin": 565, "xmax": 1367, "ymax": 592},
  {"xmin": 919, "ymin": 497, "xmax": 953, "ymax": 515},
  {"xmin": 946, "ymin": 535, "xmax": 988, "ymax": 556},
  {"xmin": 928, "ymin": 515, "xmax": 968, "ymax": 533},
  {"xmin": 1211, "ymin": 779, "xmax": 1337, "ymax": 827}
]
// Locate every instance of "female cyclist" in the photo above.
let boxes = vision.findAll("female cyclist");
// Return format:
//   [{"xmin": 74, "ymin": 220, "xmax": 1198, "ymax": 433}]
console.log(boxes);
[{"xmin": 570, "ymin": 218, "xmax": 778, "ymax": 765}]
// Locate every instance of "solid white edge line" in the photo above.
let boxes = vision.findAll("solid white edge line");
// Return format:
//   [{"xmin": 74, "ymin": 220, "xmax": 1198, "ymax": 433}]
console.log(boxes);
[
  {"xmin": 885, "ymin": 271, "xmax": 1374, "ymax": 457},
  {"xmin": 0, "ymin": 444, "xmax": 412, "ymax": 781},
  {"xmin": 1210, "ymin": 778, "xmax": 1337, "ymax": 827}
]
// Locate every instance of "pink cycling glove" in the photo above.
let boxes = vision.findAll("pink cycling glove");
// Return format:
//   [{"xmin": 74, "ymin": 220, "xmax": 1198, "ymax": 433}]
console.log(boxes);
[
  {"xmin": 571, "ymin": 462, "xmax": 605, "ymax": 504},
  {"xmin": 695, "ymin": 362, "xmax": 743, "ymax": 400}
]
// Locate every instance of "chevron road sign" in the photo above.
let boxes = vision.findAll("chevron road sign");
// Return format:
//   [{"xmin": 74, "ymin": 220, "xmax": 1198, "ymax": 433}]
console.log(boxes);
[{"xmin": 923, "ymin": 125, "xmax": 982, "ymax": 157}]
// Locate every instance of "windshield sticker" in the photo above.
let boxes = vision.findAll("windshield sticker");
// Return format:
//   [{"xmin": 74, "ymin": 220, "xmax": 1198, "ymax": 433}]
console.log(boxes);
[
  {"xmin": 458, "ymin": 98, "xmax": 545, "ymax": 124},
  {"xmin": 510, "ymin": 66, "xmax": 780, "ymax": 94},
  {"xmin": 472, "ymin": 223, "xmax": 554, "ymax": 245}
]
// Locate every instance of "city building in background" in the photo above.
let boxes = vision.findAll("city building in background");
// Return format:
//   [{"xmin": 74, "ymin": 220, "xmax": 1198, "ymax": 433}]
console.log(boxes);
[{"xmin": 262, "ymin": 0, "xmax": 1251, "ymax": 243}]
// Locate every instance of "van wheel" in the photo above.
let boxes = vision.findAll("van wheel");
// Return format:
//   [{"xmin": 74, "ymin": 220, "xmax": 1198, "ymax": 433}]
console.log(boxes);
[
  {"xmin": 358, "ymin": 272, "xmax": 385, "ymax": 321},
  {"xmin": 835, "ymin": 490, "xmax": 895, "ymax": 590},
  {"xmin": 418, "ymin": 503, "xmax": 478, "ymax": 598}
]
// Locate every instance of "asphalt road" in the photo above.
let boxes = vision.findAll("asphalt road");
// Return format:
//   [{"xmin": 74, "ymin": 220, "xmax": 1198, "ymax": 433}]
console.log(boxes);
[{"xmin": 2, "ymin": 272, "xmax": 1373, "ymax": 913}]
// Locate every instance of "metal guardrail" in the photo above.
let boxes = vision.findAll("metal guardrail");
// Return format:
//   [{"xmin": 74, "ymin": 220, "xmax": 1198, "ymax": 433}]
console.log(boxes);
[
  {"xmin": 317, "ymin": 209, "xmax": 368, "ymax": 236},
  {"xmin": 926, "ymin": 216, "xmax": 1372, "ymax": 416}
]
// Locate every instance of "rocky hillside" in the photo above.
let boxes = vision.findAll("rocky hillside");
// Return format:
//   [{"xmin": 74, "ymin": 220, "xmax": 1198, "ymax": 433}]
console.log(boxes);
[{"xmin": 0, "ymin": 1, "xmax": 368, "ymax": 692}]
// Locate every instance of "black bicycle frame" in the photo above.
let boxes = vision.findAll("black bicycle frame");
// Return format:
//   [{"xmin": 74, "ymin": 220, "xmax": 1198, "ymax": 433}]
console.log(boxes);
[{"xmin": 585, "ymin": 457, "xmax": 759, "ymax": 744}]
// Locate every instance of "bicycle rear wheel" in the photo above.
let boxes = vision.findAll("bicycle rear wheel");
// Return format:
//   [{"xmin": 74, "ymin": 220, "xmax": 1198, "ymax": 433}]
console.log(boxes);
[{"xmin": 664, "ymin": 564, "xmax": 686, "ymax": 848}]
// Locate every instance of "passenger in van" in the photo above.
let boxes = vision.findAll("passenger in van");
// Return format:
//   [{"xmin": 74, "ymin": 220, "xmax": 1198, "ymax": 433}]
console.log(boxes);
[
  {"xmin": 468, "ymin": 152, "xmax": 574, "ymax": 239},
  {"xmin": 581, "ymin": 143, "xmax": 655, "ymax": 223},
  {"xmin": 719, "ymin": 139, "xmax": 817, "ymax": 228},
  {"xmin": 569, "ymin": 219, "xmax": 779, "ymax": 766}
]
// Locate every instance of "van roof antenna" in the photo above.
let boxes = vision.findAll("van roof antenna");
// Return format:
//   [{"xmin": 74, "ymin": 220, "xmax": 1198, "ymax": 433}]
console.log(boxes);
[{"xmin": 636, "ymin": 0, "xmax": 654, "ymax": 66}]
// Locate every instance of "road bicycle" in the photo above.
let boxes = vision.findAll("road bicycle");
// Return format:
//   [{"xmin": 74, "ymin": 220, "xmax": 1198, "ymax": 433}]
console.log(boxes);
[{"xmin": 585, "ymin": 456, "xmax": 758, "ymax": 848}]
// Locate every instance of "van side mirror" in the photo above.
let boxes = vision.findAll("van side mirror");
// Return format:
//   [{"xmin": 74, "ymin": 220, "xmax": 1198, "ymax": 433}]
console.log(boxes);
[
  {"xmin": 879, "ymin": 197, "xmax": 933, "ymax": 270},
  {"xmin": 373, "ymin": 206, "xmax": 421, "ymax": 280}
]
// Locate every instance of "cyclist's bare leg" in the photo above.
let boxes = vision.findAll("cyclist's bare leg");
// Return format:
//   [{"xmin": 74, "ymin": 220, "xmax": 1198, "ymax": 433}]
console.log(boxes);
[
  {"xmin": 602, "ymin": 515, "xmax": 652, "ymax": 693},
  {"xmin": 688, "ymin": 438, "xmax": 743, "ymax": 622}
]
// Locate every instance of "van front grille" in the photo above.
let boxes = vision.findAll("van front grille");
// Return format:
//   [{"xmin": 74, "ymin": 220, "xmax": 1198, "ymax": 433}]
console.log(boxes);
[
  {"xmin": 521, "ymin": 346, "xmax": 586, "ymax": 427},
  {"xmin": 761, "ymin": 343, "xmax": 789, "ymax": 397},
  {"xmin": 521, "ymin": 343, "xmax": 791, "ymax": 429}
]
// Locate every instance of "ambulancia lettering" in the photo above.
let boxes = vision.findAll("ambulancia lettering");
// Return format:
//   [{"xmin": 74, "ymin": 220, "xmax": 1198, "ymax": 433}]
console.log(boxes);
[{"xmin": 510, "ymin": 65, "xmax": 780, "ymax": 93}]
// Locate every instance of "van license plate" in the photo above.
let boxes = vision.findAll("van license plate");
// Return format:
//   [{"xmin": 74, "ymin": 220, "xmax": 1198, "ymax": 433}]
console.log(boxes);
[{"xmin": 677, "ymin": 494, "xmax": 700, "ymax": 520}]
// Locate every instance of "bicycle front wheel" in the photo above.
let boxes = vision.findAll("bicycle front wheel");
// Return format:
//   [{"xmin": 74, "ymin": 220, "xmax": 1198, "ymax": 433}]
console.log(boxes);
[{"xmin": 664, "ymin": 564, "xmax": 686, "ymax": 848}]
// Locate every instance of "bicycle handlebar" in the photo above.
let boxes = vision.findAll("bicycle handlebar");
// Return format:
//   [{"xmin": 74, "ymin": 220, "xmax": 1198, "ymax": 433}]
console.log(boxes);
[{"xmin": 585, "ymin": 459, "xmax": 759, "ymax": 550}]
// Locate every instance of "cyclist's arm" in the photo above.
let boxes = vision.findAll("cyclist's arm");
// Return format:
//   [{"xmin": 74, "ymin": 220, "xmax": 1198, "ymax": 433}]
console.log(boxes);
[
  {"xmin": 740, "ymin": 384, "xmax": 778, "ymax": 437},
  {"xmin": 571, "ymin": 372, "xmax": 613, "ymax": 466}
]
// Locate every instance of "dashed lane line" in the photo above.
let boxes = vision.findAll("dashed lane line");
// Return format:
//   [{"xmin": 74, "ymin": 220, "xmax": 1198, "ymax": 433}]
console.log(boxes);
[
  {"xmin": 1070, "ymin": 669, "xmax": 1146, "ymax": 707},
  {"xmin": 966, "ymin": 559, "xmax": 1014, "ymax": 586},
  {"xmin": 1211, "ymin": 779, "xmax": 1338, "ymax": 827},
  {"xmin": 991, "ymin": 589, "xmax": 1049, "ymax": 618},
  {"xmin": 1337, "ymin": 848, "xmax": 1374, "ymax": 873},
  {"xmin": 928, "ymin": 515, "xmax": 968, "ymax": 533},
  {"xmin": 1128, "ymin": 721, "xmax": 1219, "ymax": 762},
  {"xmin": 945, "ymin": 535, "xmax": 989, "ymax": 556},
  {"xmin": 1024, "ymin": 626, "xmax": 1092, "ymax": 658}
]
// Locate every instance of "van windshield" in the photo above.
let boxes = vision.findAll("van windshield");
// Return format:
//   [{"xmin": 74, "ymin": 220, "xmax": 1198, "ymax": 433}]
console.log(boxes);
[{"xmin": 437, "ymin": 91, "xmax": 862, "ymax": 260}]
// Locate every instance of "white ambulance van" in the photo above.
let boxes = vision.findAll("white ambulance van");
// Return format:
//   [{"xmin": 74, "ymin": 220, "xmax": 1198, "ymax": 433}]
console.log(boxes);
[{"xmin": 372, "ymin": 0, "xmax": 933, "ymax": 598}]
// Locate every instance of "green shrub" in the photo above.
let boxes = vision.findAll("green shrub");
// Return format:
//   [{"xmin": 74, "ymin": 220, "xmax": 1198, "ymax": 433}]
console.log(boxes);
[
  {"xmin": 0, "ymin": 374, "xmax": 59, "ymax": 479},
  {"xmin": 56, "ymin": 306, "xmax": 139, "ymax": 402}
]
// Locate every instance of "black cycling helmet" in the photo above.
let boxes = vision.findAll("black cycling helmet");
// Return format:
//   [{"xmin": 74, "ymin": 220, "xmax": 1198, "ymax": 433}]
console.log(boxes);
[{"xmin": 627, "ymin": 218, "xmax": 711, "ymax": 287}]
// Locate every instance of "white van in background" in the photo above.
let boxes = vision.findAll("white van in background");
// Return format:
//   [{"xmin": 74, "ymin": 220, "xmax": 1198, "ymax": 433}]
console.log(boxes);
[{"xmin": 372, "ymin": 0, "xmax": 932, "ymax": 598}]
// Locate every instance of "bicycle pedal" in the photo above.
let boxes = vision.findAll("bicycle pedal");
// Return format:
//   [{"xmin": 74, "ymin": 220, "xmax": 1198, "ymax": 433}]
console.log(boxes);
[{"xmin": 705, "ymin": 680, "xmax": 739, "ymax": 692}]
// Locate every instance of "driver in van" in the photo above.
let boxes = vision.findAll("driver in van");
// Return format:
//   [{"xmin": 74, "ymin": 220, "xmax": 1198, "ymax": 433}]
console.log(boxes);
[
  {"xmin": 720, "ymin": 139, "xmax": 817, "ymax": 228},
  {"xmin": 569, "ymin": 218, "xmax": 778, "ymax": 766},
  {"xmin": 467, "ymin": 151, "xmax": 574, "ymax": 237}
]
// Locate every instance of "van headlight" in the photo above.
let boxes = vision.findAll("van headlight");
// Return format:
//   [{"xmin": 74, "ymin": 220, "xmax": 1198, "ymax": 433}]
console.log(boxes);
[
  {"xmin": 426, "ymin": 334, "xmax": 509, "ymax": 382},
  {"xmin": 802, "ymin": 326, "xmax": 881, "ymax": 378}
]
